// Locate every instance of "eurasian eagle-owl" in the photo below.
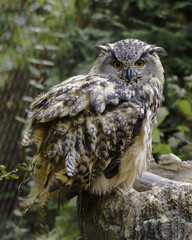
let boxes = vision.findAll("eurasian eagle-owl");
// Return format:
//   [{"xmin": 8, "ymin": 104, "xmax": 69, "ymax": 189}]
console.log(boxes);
[{"xmin": 23, "ymin": 38, "xmax": 165, "ymax": 207}]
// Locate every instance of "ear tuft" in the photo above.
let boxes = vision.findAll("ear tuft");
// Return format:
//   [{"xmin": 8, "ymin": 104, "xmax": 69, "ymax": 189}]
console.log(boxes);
[
  {"xmin": 95, "ymin": 45, "xmax": 108, "ymax": 52},
  {"xmin": 149, "ymin": 46, "xmax": 166, "ymax": 55},
  {"xmin": 141, "ymin": 46, "xmax": 166, "ymax": 58}
]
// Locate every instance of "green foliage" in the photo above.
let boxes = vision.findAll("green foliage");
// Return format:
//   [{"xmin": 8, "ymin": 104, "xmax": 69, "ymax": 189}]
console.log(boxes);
[
  {"xmin": 0, "ymin": 198, "xmax": 81, "ymax": 240},
  {"xmin": 152, "ymin": 74, "xmax": 192, "ymax": 159},
  {"xmin": 0, "ymin": 163, "xmax": 27, "ymax": 181},
  {"xmin": 156, "ymin": 107, "xmax": 169, "ymax": 127},
  {"xmin": 176, "ymin": 99, "xmax": 191, "ymax": 116},
  {"xmin": 47, "ymin": 198, "xmax": 81, "ymax": 240},
  {"xmin": 0, "ymin": 1, "xmax": 31, "ymax": 88},
  {"xmin": 0, "ymin": 219, "xmax": 35, "ymax": 240},
  {"xmin": 0, "ymin": 202, "xmax": 36, "ymax": 240}
]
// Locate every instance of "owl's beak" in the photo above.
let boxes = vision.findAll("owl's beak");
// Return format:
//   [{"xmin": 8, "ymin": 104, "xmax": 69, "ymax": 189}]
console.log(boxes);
[
  {"xmin": 126, "ymin": 69, "xmax": 132, "ymax": 82},
  {"xmin": 122, "ymin": 68, "xmax": 132, "ymax": 82}
]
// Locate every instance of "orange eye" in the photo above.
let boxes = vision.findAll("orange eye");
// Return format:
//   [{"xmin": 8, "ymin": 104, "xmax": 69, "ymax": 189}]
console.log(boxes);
[
  {"xmin": 135, "ymin": 60, "xmax": 145, "ymax": 68},
  {"xmin": 113, "ymin": 60, "xmax": 123, "ymax": 69}
]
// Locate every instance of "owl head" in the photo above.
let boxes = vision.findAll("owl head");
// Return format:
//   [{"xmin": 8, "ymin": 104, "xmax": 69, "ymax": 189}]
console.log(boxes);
[{"xmin": 90, "ymin": 39, "xmax": 165, "ymax": 89}]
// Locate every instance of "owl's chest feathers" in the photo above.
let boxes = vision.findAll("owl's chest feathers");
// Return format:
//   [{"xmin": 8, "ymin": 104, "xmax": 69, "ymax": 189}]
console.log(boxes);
[
  {"xmin": 90, "ymin": 109, "xmax": 153, "ymax": 194},
  {"xmin": 88, "ymin": 83, "xmax": 160, "ymax": 194}
]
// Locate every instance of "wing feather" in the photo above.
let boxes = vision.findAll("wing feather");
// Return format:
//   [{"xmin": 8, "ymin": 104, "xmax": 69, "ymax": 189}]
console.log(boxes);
[
  {"xmin": 23, "ymin": 74, "xmax": 148, "ymax": 207},
  {"xmin": 28, "ymin": 74, "xmax": 135, "ymax": 122}
]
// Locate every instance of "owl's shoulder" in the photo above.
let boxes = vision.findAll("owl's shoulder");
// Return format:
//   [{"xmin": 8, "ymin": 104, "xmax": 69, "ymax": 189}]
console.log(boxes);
[
  {"xmin": 28, "ymin": 74, "xmax": 93, "ymax": 121},
  {"xmin": 28, "ymin": 74, "xmax": 136, "ymax": 122}
]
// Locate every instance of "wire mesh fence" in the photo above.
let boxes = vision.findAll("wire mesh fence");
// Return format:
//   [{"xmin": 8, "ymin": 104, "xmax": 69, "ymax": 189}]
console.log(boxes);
[{"xmin": 0, "ymin": 70, "xmax": 41, "ymax": 218}]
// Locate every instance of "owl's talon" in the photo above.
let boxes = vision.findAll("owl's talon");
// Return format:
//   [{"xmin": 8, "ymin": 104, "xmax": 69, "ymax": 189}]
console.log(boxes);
[{"xmin": 115, "ymin": 187, "xmax": 129, "ymax": 196}]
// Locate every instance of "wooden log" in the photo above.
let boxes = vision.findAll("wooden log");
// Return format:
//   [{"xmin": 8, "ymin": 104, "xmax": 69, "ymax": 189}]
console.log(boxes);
[{"xmin": 77, "ymin": 154, "xmax": 192, "ymax": 240}]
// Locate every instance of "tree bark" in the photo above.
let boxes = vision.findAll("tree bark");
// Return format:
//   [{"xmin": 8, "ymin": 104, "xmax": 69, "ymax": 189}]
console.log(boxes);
[{"xmin": 77, "ymin": 154, "xmax": 192, "ymax": 240}]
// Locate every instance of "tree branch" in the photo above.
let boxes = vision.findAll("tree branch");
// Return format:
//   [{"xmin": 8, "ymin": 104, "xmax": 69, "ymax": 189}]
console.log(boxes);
[{"xmin": 77, "ymin": 154, "xmax": 192, "ymax": 240}]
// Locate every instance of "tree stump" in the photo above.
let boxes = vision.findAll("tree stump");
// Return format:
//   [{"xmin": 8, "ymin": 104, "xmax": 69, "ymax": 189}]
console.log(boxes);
[{"xmin": 77, "ymin": 154, "xmax": 192, "ymax": 240}]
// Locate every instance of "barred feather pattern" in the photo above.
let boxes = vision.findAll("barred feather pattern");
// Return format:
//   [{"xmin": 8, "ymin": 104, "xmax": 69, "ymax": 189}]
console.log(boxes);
[{"xmin": 22, "ymin": 38, "xmax": 165, "ymax": 207}]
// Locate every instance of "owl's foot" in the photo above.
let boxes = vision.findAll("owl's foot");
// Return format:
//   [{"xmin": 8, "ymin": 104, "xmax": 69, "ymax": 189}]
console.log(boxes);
[{"xmin": 115, "ymin": 186, "xmax": 130, "ymax": 196}]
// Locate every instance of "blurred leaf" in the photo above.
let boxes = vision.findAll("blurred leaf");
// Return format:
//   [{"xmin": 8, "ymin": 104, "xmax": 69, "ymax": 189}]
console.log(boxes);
[
  {"xmin": 168, "ymin": 132, "xmax": 185, "ymax": 148},
  {"xmin": 28, "ymin": 58, "xmax": 55, "ymax": 66},
  {"xmin": 45, "ymin": 45, "xmax": 59, "ymax": 51},
  {"xmin": 152, "ymin": 128, "xmax": 161, "ymax": 143},
  {"xmin": 45, "ymin": 75, "xmax": 60, "ymax": 89},
  {"xmin": 1, "ymin": 169, "xmax": 7, "ymax": 175},
  {"xmin": 156, "ymin": 107, "xmax": 169, "ymax": 126},
  {"xmin": 47, "ymin": 197, "xmax": 80, "ymax": 240},
  {"xmin": 9, "ymin": 174, "xmax": 19, "ymax": 179},
  {"xmin": 0, "ymin": 165, "xmax": 6, "ymax": 171},
  {"xmin": 29, "ymin": 80, "xmax": 45, "ymax": 90},
  {"xmin": 22, "ymin": 96, "xmax": 33, "ymax": 102},
  {"xmin": 28, "ymin": 65, "xmax": 41, "ymax": 76},
  {"xmin": 176, "ymin": 99, "xmax": 191, "ymax": 116},
  {"xmin": 174, "ymin": 2, "xmax": 192, "ymax": 9},
  {"xmin": 13, "ymin": 209, "xmax": 23, "ymax": 217},
  {"xmin": 16, "ymin": 163, "xmax": 28, "ymax": 171},
  {"xmin": 29, "ymin": 26, "xmax": 49, "ymax": 32},
  {"xmin": 34, "ymin": 44, "xmax": 44, "ymax": 50},
  {"xmin": 15, "ymin": 116, "xmax": 26, "ymax": 123},
  {"xmin": 177, "ymin": 125, "xmax": 190, "ymax": 133},
  {"xmin": 153, "ymin": 144, "xmax": 172, "ymax": 155}
]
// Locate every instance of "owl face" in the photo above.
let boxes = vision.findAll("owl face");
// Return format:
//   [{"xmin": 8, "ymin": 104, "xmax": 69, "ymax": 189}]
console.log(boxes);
[{"xmin": 93, "ymin": 39, "xmax": 165, "ymax": 87}]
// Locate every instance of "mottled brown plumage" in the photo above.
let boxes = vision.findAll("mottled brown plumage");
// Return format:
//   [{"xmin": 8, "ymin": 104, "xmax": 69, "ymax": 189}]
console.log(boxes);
[{"xmin": 22, "ymin": 39, "xmax": 165, "ymax": 207}]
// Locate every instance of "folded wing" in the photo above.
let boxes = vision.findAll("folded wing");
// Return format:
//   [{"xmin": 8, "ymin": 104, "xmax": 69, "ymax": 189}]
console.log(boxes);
[{"xmin": 23, "ymin": 74, "xmax": 145, "ymax": 207}]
